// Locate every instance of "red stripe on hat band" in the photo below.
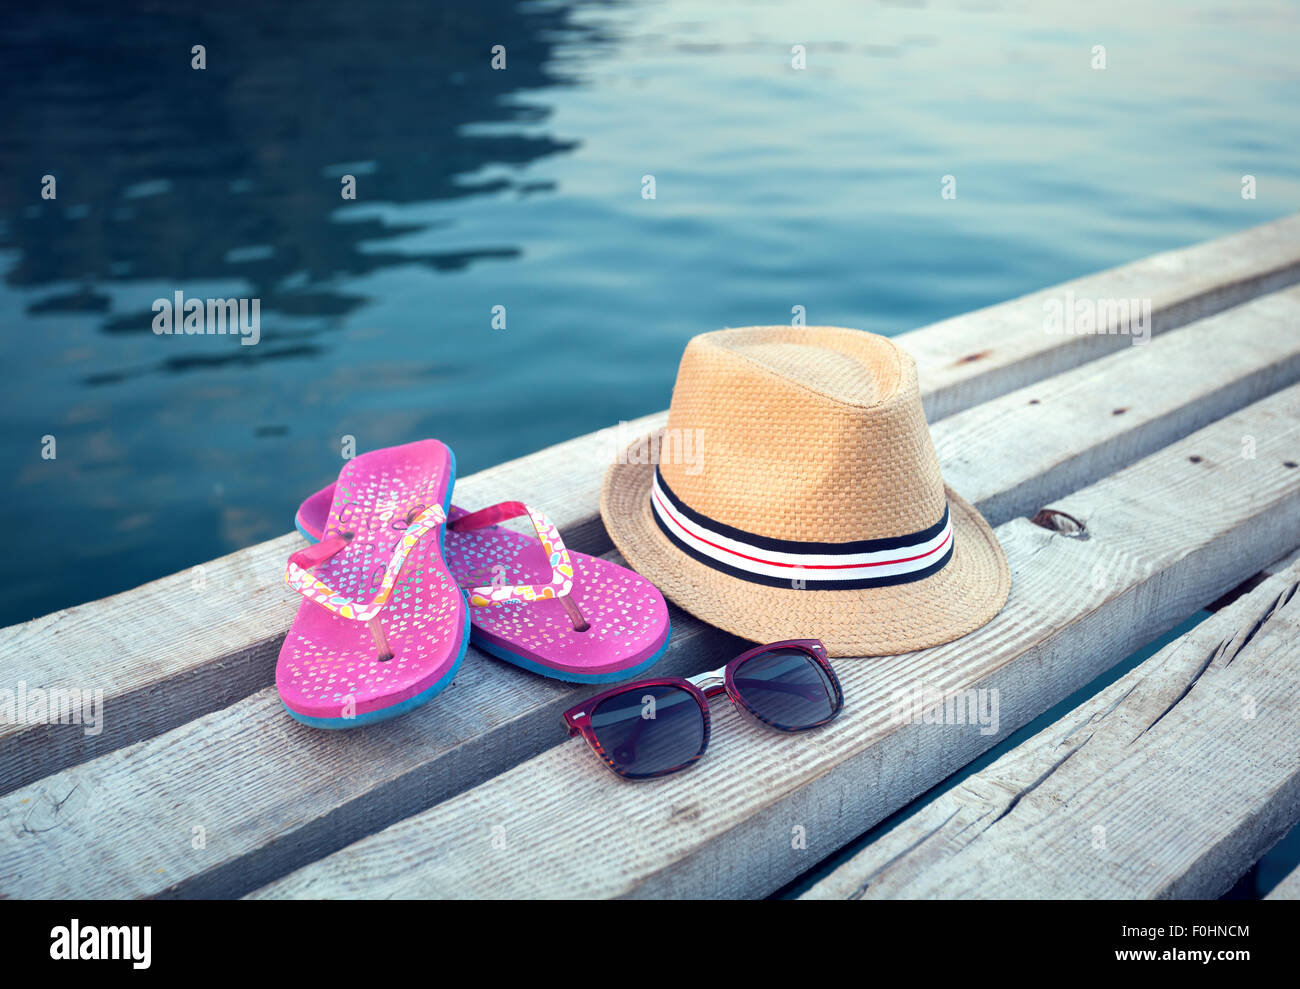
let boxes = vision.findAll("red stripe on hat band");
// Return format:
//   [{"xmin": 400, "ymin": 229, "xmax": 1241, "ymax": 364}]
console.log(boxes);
[{"xmin": 650, "ymin": 487, "xmax": 952, "ymax": 571}]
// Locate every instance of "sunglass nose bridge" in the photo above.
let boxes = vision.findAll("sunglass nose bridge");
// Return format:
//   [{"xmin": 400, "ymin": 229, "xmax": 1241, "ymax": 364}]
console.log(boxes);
[{"xmin": 686, "ymin": 665, "xmax": 728, "ymax": 691}]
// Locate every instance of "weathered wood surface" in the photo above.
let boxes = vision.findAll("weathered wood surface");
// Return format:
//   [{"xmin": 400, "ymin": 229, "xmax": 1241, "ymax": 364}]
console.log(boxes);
[
  {"xmin": 246, "ymin": 384, "xmax": 1300, "ymax": 899},
  {"xmin": 0, "ymin": 604, "xmax": 744, "ymax": 898},
  {"xmin": 1265, "ymin": 865, "xmax": 1300, "ymax": 900},
  {"xmin": 4, "ymin": 216, "xmax": 1297, "ymax": 794},
  {"xmin": 935, "ymin": 285, "xmax": 1300, "ymax": 524},
  {"xmin": 802, "ymin": 559, "xmax": 1300, "ymax": 900},
  {"xmin": 0, "ymin": 411, "xmax": 663, "ymax": 795},
  {"xmin": 5, "ymin": 290, "xmax": 1297, "ymax": 898},
  {"xmin": 909, "ymin": 211, "xmax": 1300, "ymax": 420}
]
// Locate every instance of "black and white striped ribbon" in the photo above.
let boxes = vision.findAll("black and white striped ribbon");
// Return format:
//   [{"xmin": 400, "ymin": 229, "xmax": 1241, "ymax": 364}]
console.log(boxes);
[{"xmin": 650, "ymin": 468, "xmax": 955, "ymax": 589}]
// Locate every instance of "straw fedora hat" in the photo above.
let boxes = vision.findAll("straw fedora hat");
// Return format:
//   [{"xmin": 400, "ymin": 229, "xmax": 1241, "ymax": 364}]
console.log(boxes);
[{"xmin": 601, "ymin": 325, "xmax": 1010, "ymax": 657}]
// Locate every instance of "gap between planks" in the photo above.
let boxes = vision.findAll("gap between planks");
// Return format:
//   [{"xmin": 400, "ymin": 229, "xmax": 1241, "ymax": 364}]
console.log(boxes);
[
  {"xmin": 3, "ymin": 303, "xmax": 1300, "ymax": 897},
  {"xmin": 4, "ymin": 215, "xmax": 1299, "ymax": 792},
  {"xmin": 1265, "ymin": 865, "xmax": 1300, "ymax": 900},
  {"xmin": 233, "ymin": 382, "xmax": 1300, "ymax": 898},
  {"xmin": 802, "ymin": 558, "xmax": 1300, "ymax": 899}
]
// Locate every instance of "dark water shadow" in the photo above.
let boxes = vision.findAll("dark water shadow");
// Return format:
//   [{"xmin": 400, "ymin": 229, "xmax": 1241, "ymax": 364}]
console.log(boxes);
[{"xmin": 0, "ymin": 0, "xmax": 608, "ymax": 376}]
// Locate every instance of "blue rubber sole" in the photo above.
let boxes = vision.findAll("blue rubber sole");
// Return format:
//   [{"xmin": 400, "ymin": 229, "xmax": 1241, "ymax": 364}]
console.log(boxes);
[
  {"xmin": 282, "ymin": 623, "xmax": 469, "ymax": 729},
  {"xmin": 283, "ymin": 446, "xmax": 469, "ymax": 729},
  {"xmin": 472, "ymin": 623, "xmax": 673, "ymax": 684}
]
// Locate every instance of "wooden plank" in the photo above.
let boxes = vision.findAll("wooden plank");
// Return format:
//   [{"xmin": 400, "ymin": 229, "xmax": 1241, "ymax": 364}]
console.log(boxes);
[
  {"xmin": 908, "ymin": 212, "xmax": 1300, "ymax": 421},
  {"xmin": 4, "ymin": 300, "xmax": 1298, "ymax": 897},
  {"xmin": 1206, "ymin": 544, "xmax": 1300, "ymax": 612},
  {"xmin": 1266, "ymin": 865, "xmax": 1300, "ymax": 900},
  {"xmin": 4, "ymin": 216, "xmax": 1296, "ymax": 788},
  {"xmin": 0, "ymin": 412, "xmax": 663, "ymax": 795},
  {"xmin": 0, "ymin": 604, "xmax": 742, "ymax": 899},
  {"xmin": 243, "ymin": 383, "xmax": 1300, "ymax": 899},
  {"xmin": 935, "ymin": 285, "xmax": 1300, "ymax": 524},
  {"xmin": 803, "ymin": 559, "xmax": 1300, "ymax": 900},
  {"xmin": 1266, "ymin": 546, "xmax": 1300, "ymax": 576}
]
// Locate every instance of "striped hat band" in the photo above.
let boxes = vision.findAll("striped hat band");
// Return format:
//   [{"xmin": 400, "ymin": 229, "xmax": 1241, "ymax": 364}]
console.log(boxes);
[{"xmin": 650, "ymin": 467, "xmax": 955, "ymax": 590}]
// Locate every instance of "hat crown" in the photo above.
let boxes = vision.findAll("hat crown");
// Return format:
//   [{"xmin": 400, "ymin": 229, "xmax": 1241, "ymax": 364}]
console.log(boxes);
[{"xmin": 658, "ymin": 326, "xmax": 947, "ymax": 543}]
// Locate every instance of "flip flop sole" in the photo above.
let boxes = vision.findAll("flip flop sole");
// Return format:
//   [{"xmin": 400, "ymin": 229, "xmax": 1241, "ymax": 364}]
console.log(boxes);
[
  {"xmin": 278, "ymin": 442, "xmax": 467, "ymax": 725},
  {"xmin": 294, "ymin": 479, "xmax": 672, "ymax": 682},
  {"xmin": 451, "ymin": 525, "xmax": 671, "ymax": 678},
  {"xmin": 471, "ymin": 622, "xmax": 671, "ymax": 684},
  {"xmin": 281, "ymin": 629, "xmax": 469, "ymax": 728}
]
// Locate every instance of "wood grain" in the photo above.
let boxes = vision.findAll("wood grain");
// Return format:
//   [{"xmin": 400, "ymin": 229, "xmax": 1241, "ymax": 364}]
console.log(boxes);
[
  {"xmin": 803, "ymin": 559, "xmax": 1300, "ymax": 899},
  {"xmin": 5, "ymin": 216, "xmax": 1296, "ymax": 790},
  {"xmin": 4, "ymin": 302, "xmax": 1299, "ymax": 897},
  {"xmin": 936, "ymin": 285, "xmax": 1300, "ymax": 523},
  {"xmin": 0, "ymin": 411, "xmax": 663, "ymax": 794},
  {"xmin": 908, "ymin": 211, "xmax": 1300, "ymax": 420},
  {"xmin": 242, "ymin": 384, "xmax": 1300, "ymax": 899},
  {"xmin": 0, "ymin": 601, "xmax": 743, "ymax": 898}
]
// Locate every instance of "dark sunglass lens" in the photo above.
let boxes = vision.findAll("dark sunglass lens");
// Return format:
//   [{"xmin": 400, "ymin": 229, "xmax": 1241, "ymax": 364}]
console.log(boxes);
[
  {"xmin": 589, "ymin": 684, "xmax": 705, "ymax": 778},
  {"xmin": 732, "ymin": 648, "xmax": 839, "ymax": 730}
]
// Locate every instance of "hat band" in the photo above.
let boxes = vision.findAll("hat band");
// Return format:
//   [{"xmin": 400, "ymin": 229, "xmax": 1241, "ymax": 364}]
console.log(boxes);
[{"xmin": 651, "ymin": 468, "xmax": 955, "ymax": 590}]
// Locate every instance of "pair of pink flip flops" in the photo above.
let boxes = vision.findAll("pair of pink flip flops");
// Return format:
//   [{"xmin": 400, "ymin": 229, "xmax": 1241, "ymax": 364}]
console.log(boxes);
[{"xmin": 278, "ymin": 440, "xmax": 671, "ymax": 728}]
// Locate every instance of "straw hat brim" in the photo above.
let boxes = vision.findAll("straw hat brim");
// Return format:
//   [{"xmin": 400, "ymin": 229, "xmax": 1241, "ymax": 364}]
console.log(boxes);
[{"xmin": 601, "ymin": 440, "xmax": 1011, "ymax": 658}]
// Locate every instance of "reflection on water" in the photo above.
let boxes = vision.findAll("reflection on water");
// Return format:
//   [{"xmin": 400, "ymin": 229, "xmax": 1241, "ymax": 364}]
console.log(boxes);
[
  {"xmin": 2, "ymin": 0, "xmax": 1298, "ymax": 626},
  {"xmin": 1, "ymin": 0, "xmax": 600, "ymax": 621},
  {"xmin": 2, "ymin": 2, "xmax": 586, "ymax": 361}
]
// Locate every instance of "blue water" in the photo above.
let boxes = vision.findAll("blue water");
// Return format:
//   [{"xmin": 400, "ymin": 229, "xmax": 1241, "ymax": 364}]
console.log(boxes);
[{"xmin": 3, "ymin": 0, "xmax": 1298, "ymax": 625}]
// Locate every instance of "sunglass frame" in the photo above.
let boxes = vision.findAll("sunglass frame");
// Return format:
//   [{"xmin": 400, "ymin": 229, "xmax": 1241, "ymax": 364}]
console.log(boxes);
[{"xmin": 561, "ymin": 638, "xmax": 844, "ymax": 780}]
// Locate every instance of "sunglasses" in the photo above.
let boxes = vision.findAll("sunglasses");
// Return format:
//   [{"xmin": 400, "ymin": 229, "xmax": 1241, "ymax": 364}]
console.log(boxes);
[{"xmin": 562, "ymin": 639, "xmax": 844, "ymax": 780}]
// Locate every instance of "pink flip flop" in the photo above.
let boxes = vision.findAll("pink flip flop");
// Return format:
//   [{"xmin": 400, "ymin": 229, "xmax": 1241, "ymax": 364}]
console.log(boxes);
[
  {"xmin": 294, "ymin": 480, "xmax": 672, "ymax": 684},
  {"xmin": 278, "ymin": 440, "xmax": 469, "ymax": 728}
]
